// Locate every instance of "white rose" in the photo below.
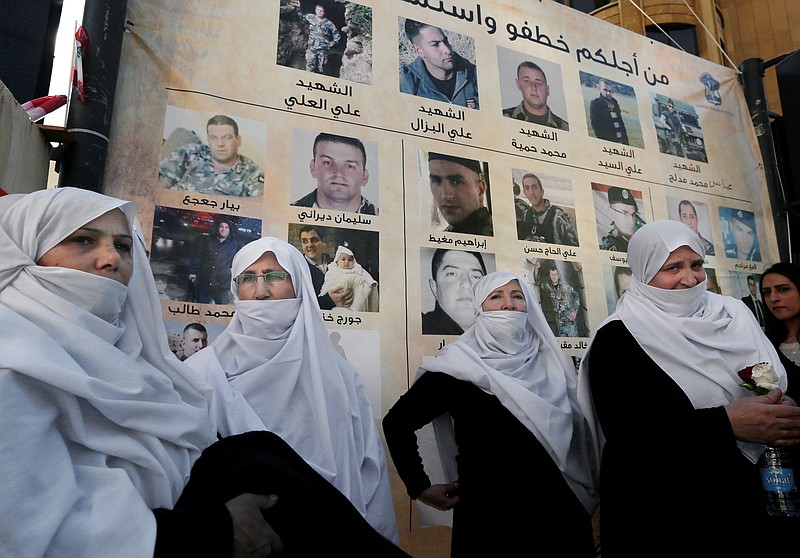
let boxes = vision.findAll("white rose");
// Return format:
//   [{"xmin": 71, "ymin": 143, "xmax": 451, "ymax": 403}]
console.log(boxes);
[{"xmin": 751, "ymin": 363, "xmax": 779, "ymax": 391}]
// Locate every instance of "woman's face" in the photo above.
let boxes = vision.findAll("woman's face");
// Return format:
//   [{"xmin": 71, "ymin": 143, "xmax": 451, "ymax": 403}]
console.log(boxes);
[
  {"xmin": 648, "ymin": 245, "xmax": 705, "ymax": 290},
  {"xmin": 481, "ymin": 280, "xmax": 527, "ymax": 313},
  {"xmin": 236, "ymin": 251, "xmax": 296, "ymax": 300},
  {"xmin": 762, "ymin": 273, "xmax": 800, "ymax": 323},
  {"xmin": 37, "ymin": 209, "xmax": 133, "ymax": 285}
]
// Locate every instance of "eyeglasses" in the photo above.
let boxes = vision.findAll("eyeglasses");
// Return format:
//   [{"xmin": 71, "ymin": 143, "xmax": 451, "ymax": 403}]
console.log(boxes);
[
  {"xmin": 235, "ymin": 271, "xmax": 289, "ymax": 285},
  {"xmin": 610, "ymin": 205, "xmax": 637, "ymax": 219}
]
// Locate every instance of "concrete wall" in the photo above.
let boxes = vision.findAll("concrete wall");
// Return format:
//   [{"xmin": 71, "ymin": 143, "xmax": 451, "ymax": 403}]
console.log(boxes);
[{"xmin": 0, "ymin": 80, "xmax": 52, "ymax": 194}]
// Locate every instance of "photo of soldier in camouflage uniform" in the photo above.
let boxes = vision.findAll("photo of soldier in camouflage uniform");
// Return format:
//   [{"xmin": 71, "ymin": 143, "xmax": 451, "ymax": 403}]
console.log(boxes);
[
  {"xmin": 523, "ymin": 258, "xmax": 590, "ymax": 338},
  {"xmin": 159, "ymin": 114, "xmax": 264, "ymax": 198},
  {"xmin": 278, "ymin": 0, "xmax": 372, "ymax": 83},
  {"xmin": 514, "ymin": 170, "xmax": 579, "ymax": 246},
  {"xmin": 592, "ymin": 184, "xmax": 646, "ymax": 252},
  {"xmin": 291, "ymin": 1, "xmax": 341, "ymax": 74}
]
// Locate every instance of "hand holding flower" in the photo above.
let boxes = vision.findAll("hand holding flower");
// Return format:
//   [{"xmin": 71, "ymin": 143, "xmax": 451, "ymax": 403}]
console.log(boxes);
[
  {"xmin": 725, "ymin": 389, "xmax": 800, "ymax": 445},
  {"xmin": 728, "ymin": 363, "xmax": 800, "ymax": 444},
  {"xmin": 738, "ymin": 363, "xmax": 780, "ymax": 395}
]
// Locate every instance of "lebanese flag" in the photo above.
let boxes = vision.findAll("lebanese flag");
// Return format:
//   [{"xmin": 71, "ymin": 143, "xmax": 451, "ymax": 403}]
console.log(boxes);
[
  {"xmin": 21, "ymin": 95, "xmax": 68, "ymax": 121},
  {"xmin": 72, "ymin": 26, "xmax": 89, "ymax": 102}
]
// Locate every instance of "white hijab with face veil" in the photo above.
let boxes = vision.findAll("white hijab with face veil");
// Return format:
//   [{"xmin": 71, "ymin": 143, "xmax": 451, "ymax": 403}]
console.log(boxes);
[
  {"xmin": 578, "ymin": 220, "xmax": 786, "ymax": 462},
  {"xmin": 418, "ymin": 271, "xmax": 600, "ymax": 515},
  {"xmin": 185, "ymin": 237, "xmax": 398, "ymax": 541},
  {"xmin": 0, "ymin": 188, "xmax": 217, "ymax": 556}
]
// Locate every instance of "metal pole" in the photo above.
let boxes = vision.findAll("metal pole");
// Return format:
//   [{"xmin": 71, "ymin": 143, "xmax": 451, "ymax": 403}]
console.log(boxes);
[
  {"xmin": 739, "ymin": 57, "xmax": 790, "ymax": 263},
  {"xmin": 57, "ymin": 0, "xmax": 129, "ymax": 193}
]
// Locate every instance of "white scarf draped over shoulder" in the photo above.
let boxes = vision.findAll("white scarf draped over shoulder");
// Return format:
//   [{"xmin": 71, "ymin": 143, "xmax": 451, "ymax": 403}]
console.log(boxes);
[
  {"xmin": 578, "ymin": 220, "xmax": 786, "ymax": 463},
  {"xmin": 185, "ymin": 237, "xmax": 398, "ymax": 541},
  {"xmin": 417, "ymin": 271, "xmax": 600, "ymax": 515},
  {"xmin": 0, "ymin": 188, "xmax": 217, "ymax": 556}
]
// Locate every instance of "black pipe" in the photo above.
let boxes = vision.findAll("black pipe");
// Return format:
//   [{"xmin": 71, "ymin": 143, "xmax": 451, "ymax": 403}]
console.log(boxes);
[
  {"xmin": 57, "ymin": 0, "xmax": 128, "ymax": 193},
  {"xmin": 739, "ymin": 57, "xmax": 790, "ymax": 262}
]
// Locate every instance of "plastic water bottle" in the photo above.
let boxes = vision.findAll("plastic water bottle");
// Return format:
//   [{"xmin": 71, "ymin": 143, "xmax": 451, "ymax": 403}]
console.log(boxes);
[{"xmin": 758, "ymin": 446, "xmax": 800, "ymax": 518}]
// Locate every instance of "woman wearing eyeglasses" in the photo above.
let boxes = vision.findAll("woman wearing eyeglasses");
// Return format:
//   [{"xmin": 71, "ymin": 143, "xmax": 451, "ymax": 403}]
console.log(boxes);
[{"xmin": 185, "ymin": 237, "xmax": 399, "ymax": 543}]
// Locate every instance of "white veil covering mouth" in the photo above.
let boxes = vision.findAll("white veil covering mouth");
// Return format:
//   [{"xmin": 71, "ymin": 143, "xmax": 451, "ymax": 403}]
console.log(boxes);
[
  {"xmin": 418, "ymin": 271, "xmax": 600, "ymax": 515},
  {"xmin": 578, "ymin": 220, "xmax": 787, "ymax": 463},
  {"xmin": 0, "ymin": 187, "xmax": 217, "ymax": 556},
  {"xmin": 185, "ymin": 237, "xmax": 399, "ymax": 542}
]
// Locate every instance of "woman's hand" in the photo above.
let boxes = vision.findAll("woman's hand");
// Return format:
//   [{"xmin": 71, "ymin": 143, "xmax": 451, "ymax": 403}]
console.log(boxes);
[
  {"xmin": 417, "ymin": 482, "xmax": 460, "ymax": 511},
  {"xmin": 726, "ymin": 389, "xmax": 800, "ymax": 446},
  {"xmin": 225, "ymin": 493, "xmax": 285, "ymax": 557}
]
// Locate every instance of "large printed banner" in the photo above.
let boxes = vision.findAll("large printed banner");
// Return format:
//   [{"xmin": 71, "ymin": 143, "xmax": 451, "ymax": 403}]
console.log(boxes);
[{"xmin": 105, "ymin": 0, "xmax": 775, "ymax": 416}]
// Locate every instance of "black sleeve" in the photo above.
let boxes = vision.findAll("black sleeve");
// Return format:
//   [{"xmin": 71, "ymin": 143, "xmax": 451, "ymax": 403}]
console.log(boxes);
[
  {"xmin": 382, "ymin": 372, "xmax": 458, "ymax": 499},
  {"xmin": 317, "ymin": 292, "xmax": 335, "ymax": 310},
  {"xmin": 153, "ymin": 504, "xmax": 232, "ymax": 557},
  {"xmin": 589, "ymin": 98, "xmax": 601, "ymax": 130},
  {"xmin": 171, "ymin": 431, "xmax": 410, "ymax": 558},
  {"xmin": 588, "ymin": 320, "xmax": 736, "ymax": 454},
  {"xmin": 187, "ymin": 237, "xmax": 205, "ymax": 276}
]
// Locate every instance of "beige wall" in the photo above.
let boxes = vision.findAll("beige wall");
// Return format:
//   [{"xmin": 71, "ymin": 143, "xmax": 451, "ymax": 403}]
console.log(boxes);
[{"xmin": 0, "ymin": 80, "xmax": 51, "ymax": 194}]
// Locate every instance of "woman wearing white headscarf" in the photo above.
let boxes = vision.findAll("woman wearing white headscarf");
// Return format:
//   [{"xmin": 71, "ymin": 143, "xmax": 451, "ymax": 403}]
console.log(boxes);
[
  {"xmin": 186, "ymin": 237, "xmax": 399, "ymax": 543},
  {"xmin": 579, "ymin": 220, "xmax": 800, "ymax": 555},
  {"xmin": 383, "ymin": 271, "xmax": 599, "ymax": 557},
  {"xmin": 0, "ymin": 188, "xmax": 408, "ymax": 557}
]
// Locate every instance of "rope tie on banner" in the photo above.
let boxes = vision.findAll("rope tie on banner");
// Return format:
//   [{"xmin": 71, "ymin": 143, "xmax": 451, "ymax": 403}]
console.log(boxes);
[
  {"xmin": 624, "ymin": 0, "xmax": 741, "ymax": 74},
  {"xmin": 624, "ymin": 0, "xmax": 686, "ymax": 53}
]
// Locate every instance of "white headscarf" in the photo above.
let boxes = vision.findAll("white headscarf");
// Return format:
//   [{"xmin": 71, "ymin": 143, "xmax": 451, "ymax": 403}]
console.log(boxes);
[
  {"xmin": 579, "ymin": 220, "xmax": 786, "ymax": 462},
  {"xmin": 329, "ymin": 246, "xmax": 375, "ymax": 281},
  {"xmin": 0, "ymin": 187, "xmax": 217, "ymax": 556},
  {"xmin": 418, "ymin": 271, "xmax": 600, "ymax": 514},
  {"xmin": 185, "ymin": 237, "xmax": 398, "ymax": 541},
  {"xmin": 334, "ymin": 245, "xmax": 356, "ymax": 265}
]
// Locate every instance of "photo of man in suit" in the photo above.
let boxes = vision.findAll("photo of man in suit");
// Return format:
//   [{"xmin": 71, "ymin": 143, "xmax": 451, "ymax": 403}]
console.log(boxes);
[
  {"xmin": 298, "ymin": 225, "xmax": 353, "ymax": 310},
  {"xmin": 741, "ymin": 274, "xmax": 767, "ymax": 329}
]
